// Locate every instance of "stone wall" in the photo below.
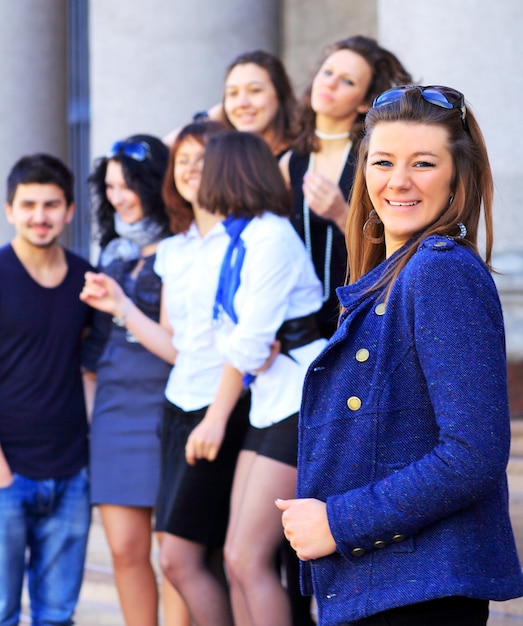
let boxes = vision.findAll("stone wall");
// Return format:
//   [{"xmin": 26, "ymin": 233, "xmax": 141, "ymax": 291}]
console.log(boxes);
[
  {"xmin": 281, "ymin": 0, "xmax": 377, "ymax": 92},
  {"xmin": 0, "ymin": 1, "xmax": 68, "ymax": 242}
]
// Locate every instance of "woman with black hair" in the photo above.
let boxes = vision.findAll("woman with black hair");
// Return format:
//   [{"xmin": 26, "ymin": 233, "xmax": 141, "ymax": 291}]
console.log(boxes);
[{"xmin": 84, "ymin": 134, "xmax": 189, "ymax": 626}]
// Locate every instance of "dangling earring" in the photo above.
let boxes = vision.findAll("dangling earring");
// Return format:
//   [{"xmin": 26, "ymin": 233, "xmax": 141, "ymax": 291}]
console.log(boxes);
[
  {"xmin": 449, "ymin": 195, "xmax": 455, "ymax": 206},
  {"xmin": 455, "ymin": 222, "xmax": 467, "ymax": 239},
  {"xmin": 363, "ymin": 209, "xmax": 384, "ymax": 244}
]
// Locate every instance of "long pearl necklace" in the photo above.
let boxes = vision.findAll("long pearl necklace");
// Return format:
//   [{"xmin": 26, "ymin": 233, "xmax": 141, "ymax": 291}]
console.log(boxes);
[
  {"xmin": 314, "ymin": 129, "xmax": 351, "ymax": 140},
  {"xmin": 303, "ymin": 139, "xmax": 352, "ymax": 303}
]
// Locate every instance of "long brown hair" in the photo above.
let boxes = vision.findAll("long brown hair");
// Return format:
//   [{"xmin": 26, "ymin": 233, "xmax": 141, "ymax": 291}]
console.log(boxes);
[
  {"xmin": 162, "ymin": 120, "xmax": 225, "ymax": 234},
  {"xmin": 293, "ymin": 35, "xmax": 412, "ymax": 156},
  {"xmin": 346, "ymin": 87, "xmax": 494, "ymax": 294}
]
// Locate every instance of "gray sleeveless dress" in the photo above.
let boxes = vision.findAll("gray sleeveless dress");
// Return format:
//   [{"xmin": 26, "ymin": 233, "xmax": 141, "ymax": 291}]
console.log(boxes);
[{"xmin": 87, "ymin": 255, "xmax": 171, "ymax": 506}]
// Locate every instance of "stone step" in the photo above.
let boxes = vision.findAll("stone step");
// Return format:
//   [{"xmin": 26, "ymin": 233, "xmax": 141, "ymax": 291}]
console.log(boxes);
[{"xmin": 512, "ymin": 420, "xmax": 523, "ymax": 457}]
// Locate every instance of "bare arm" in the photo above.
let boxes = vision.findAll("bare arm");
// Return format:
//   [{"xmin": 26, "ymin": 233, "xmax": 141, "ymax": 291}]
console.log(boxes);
[
  {"xmin": 185, "ymin": 363, "xmax": 244, "ymax": 466},
  {"xmin": 0, "ymin": 447, "xmax": 12, "ymax": 488},
  {"xmin": 80, "ymin": 271, "xmax": 177, "ymax": 365},
  {"xmin": 280, "ymin": 148, "xmax": 349, "ymax": 232},
  {"xmin": 163, "ymin": 127, "xmax": 180, "ymax": 147},
  {"xmin": 82, "ymin": 369, "xmax": 97, "ymax": 423},
  {"xmin": 163, "ymin": 103, "xmax": 227, "ymax": 146},
  {"xmin": 302, "ymin": 171, "xmax": 350, "ymax": 232},
  {"xmin": 278, "ymin": 149, "xmax": 292, "ymax": 187},
  {"xmin": 207, "ymin": 102, "xmax": 226, "ymax": 123},
  {"xmin": 124, "ymin": 287, "xmax": 177, "ymax": 363}
]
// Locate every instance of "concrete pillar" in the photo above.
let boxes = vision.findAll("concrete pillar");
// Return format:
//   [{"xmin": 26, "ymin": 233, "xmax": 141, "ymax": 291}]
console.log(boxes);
[
  {"xmin": 89, "ymin": 0, "xmax": 280, "ymax": 158},
  {"xmin": 0, "ymin": 1, "xmax": 68, "ymax": 244},
  {"xmin": 281, "ymin": 0, "xmax": 377, "ymax": 93},
  {"xmin": 378, "ymin": 0, "xmax": 523, "ymax": 254},
  {"xmin": 377, "ymin": 0, "xmax": 523, "ymax": 361}
]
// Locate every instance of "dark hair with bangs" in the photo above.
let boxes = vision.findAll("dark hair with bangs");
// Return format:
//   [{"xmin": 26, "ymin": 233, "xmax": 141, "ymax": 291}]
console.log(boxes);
[
  {"xmin": 223, "ymin": 50, "xmax": 298, "ymax": 152},
  {"xmin": 198, "ymin": 131, "xmax": 292, "ymax": 219},
  {"xmin": 162, "ymin": 120, "xmax": 226, "ymax": 234},
  {"xmin": 89, "ymin": 134, "xmax": 170, "ymax": 249},
  {"xmin": 345, "ymin": 86, "xmax": 494, "ymax": 294},
  {"xmin": 293, "ymin": 35, "xmax": 412, "ymax": 156}
]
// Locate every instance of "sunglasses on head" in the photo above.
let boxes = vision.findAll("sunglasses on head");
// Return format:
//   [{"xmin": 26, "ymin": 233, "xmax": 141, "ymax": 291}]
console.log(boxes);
[
  {"xmin": 373, "ymin": 85, "xmax": 467, "ymax": 126},
  {"xmin": 107, "ymin": 140, "xmax": 151, "ymax": 161}
]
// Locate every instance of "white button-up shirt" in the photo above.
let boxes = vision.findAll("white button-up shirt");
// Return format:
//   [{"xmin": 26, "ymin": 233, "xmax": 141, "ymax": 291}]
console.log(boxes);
[
  {"xmin": 156, "ymin": 213, "xmax": 327, "ymax": 426},
  {"xmin": 155, "ymin": 220, "xmax": 227, "ymax": 411},
  {"xmin": 215, "ymin": 212, "xmax": 327, "ymax": 427}
]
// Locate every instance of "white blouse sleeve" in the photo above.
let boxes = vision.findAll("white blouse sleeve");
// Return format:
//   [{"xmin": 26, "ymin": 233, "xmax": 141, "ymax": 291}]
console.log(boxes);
[
  {"xmin": 153, "ymin": 237, "xmax": 169, "ymax": 279},
  {"xmin": 220, "ymin": 216, "xmax": 322, "ymax": 373}
]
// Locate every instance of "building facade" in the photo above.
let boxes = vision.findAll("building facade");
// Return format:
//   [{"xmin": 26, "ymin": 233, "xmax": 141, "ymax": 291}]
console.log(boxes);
[{"xmin": 0, "ymin": 0, "xmax": 521, "ymax": 407}]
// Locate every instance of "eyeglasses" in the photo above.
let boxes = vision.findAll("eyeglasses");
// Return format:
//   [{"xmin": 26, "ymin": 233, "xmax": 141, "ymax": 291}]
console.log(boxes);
[
  {"xmin": 373, "ymin": 85, "xmax": 467, "ymax": 125},
  {"xmin": 106, "ymin": 140, "xmax": 151, "ymax": 161}
]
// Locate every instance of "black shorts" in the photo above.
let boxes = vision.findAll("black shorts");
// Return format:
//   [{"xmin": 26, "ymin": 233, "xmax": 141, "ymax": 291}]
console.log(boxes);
[
  {"xmin": 241, "ymin": 412, "xmax": 298, "ymax": 467},
  {"xmin": 155, "ymin": 393, "xmax": 250, "ymax": 546}
]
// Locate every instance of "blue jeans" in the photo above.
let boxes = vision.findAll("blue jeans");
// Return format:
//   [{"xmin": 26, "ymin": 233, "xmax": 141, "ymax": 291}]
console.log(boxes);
[{"xmin": 0, "ymin": 468, "xmax": 91, "ymax": 626}]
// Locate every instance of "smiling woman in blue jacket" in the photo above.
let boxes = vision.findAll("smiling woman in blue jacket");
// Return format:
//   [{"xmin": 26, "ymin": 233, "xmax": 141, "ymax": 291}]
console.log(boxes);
[{"xmin": 277, "ymin": 85, "xmax": 523, "ymax": 626}]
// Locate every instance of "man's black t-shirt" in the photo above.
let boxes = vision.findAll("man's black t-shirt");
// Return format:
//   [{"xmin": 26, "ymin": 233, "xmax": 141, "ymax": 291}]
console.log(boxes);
[{"xmin": 0, "ymin": 244, "xmax": 92, "ymax": 479}]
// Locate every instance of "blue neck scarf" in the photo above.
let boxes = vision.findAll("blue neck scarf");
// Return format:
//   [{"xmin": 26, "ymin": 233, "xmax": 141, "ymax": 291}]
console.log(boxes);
[{"xmin": 213, "ymin": 216, "xmax": 252, "ymax": 324}]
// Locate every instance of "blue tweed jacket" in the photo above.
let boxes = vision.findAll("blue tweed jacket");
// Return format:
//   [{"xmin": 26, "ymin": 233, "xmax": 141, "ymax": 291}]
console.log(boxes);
[{"xmin": 297, "ymin": 235, "xmax": 523, "ymax": 625}]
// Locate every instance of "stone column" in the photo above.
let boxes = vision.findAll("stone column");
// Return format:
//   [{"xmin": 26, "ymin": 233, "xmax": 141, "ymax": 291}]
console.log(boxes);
[
  {"xmin": 281, "ymin": 0, "xmax": 377, "ymax": 93},
  {"xmin": 377, "ymin": 0, "xmax": 523, "ymax": 258},
  {"xmin": 0, "ymin": 0, "xmax": 68, "ymax": 244},
  {"xmin": 89, "ymin": 0, "xmax": 280, "ymax": 158},
  {"xmin": 377, "ymin": 0, "xmax": 523, "ymax": 393}
]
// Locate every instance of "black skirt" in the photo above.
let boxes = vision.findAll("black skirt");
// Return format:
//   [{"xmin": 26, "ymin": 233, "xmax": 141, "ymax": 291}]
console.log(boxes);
[{"xmin": 155, "ymin": 392, "xmax": 250, "ymax": 547}]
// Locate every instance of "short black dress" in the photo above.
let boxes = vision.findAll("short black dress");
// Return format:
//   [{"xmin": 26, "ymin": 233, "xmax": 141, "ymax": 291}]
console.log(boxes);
[{"xmin": 155, "ymin": 392, "xmax": 250, "ymax": 547}]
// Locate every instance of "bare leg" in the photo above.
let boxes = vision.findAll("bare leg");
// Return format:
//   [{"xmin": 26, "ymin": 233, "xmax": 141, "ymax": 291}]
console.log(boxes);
[
  {"xmin": 100, "ymin": 505, "xmax": 158, "ymax": 626},
  {"xmin": 225, "ymin": 453, "xmax": 297, "ymax": 626},
  {"xmin": 156, "ymin": 533, "xmax": 191, "ymax": 626},
  {"xmin": 160, "ymin": 575, "xmax": 192, "ymax": 626},
  {"xmin": 223, "ymin": 450, "xmax": 257, "ymax": 625},
  {"xmin": 160, "ymin": 533, "xmax": 232, "ymax": 626}
]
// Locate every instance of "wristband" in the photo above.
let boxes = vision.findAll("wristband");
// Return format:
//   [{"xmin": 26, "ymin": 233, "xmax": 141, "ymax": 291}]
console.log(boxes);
[{"xmin": 112, "ymin": 298, "xmax": 131, "ymax": 327}]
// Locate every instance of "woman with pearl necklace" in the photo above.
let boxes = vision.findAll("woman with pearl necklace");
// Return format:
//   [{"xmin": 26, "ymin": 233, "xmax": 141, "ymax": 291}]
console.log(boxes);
[{"xmin": 280, "ymin": 35, "xmax": 412, "ymax": 339}]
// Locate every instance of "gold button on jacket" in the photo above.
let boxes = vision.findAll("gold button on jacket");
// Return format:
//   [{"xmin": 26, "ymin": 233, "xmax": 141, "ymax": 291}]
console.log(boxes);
[
  {"xmin": 355, "ymin": 348, "xmax": 369, "ymax": 362},
  {"xmin": 347, "ymin": 396, "xmax": 362, "ymax": 411}
]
